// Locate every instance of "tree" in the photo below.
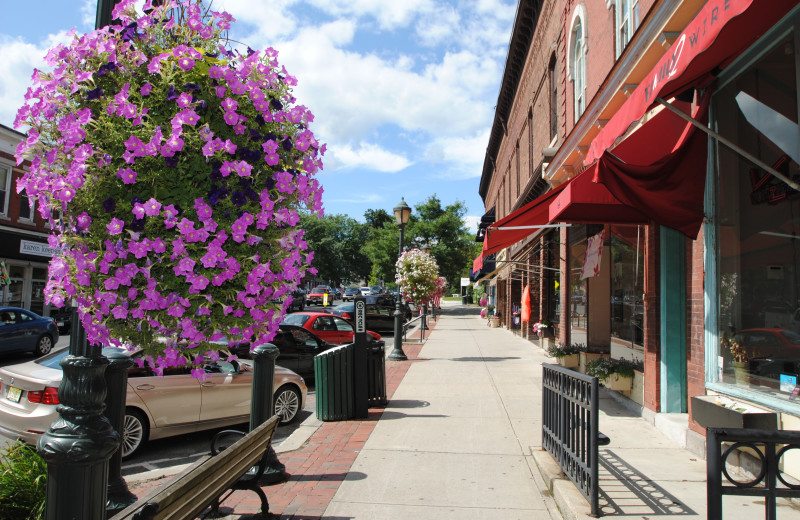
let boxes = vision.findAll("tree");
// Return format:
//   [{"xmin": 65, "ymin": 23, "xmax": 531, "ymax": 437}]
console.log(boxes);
[
  {"xmin": 363, "ymin": 209, "xmax": 393, "ymax": 229},
  {"xmin": 406, "ymin": 195, "xmax": 479, "ymax": 291},
  {"xmin": 299, "ymin": 213, "xmax": 371, "ymax": 286}
]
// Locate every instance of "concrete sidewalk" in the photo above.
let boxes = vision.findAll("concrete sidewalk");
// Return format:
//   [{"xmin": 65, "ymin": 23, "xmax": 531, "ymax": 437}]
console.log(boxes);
[{"xmin": 127, "ymin": 302, "xmax": 800, "ymax": 518}]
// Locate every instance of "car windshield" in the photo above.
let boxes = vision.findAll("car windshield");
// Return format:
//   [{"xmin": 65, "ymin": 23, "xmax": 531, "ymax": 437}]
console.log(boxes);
[
  {"xmin": 781, "ymin": 330, "xmax": 800, "ymax": 345},
  {"xmin": 336, "ymin": 303, "xmax": 354, "ymax": 311},
  {"xmin": 282, "ymin": 314, "xmax": 309, "ymax": 326},
  {"xmin": 36, "ymin": 348, "xmax": 70, "ymax": 369}
]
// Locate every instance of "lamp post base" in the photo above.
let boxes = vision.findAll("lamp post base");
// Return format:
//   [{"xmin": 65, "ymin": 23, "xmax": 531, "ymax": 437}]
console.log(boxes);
[{"xmin": 388, "ymin": 348, "xmax": 408, "ymax": 361}]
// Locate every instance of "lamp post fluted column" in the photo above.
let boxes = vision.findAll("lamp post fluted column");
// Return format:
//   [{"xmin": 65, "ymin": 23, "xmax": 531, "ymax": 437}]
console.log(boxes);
[{"xmin": 388, "ymin": 198, "xmax": 411, "ymax": 361}]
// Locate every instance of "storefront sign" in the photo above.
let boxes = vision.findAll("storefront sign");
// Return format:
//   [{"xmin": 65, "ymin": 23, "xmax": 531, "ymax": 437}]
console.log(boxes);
[
  {"xmin": 19, "ymin": 240, "xmax": 57, "ymax": 258},
  {"xmin": 581, "ymin": 230, "xmax": 605, "ymax": 279}
]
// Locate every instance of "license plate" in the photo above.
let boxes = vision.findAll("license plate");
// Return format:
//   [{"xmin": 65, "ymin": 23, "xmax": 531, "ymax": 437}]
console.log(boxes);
[
  {"xmin": 57, "ymin": 321, "xmax": 64, "ymax": 327},
  {"xmin": 6, "ymin": 386, "xmax": 21, "ymax": 403}
]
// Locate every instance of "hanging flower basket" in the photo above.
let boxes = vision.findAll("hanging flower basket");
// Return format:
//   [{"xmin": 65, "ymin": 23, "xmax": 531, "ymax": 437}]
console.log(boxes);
[{"xmin": 14, "ymin": 0, "xmax": 325, "ymax": 373}]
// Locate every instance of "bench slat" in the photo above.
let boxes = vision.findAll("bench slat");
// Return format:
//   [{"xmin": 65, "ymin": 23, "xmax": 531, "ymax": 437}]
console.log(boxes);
[{"xmin": 111, "ymin": 415, "xmax": 279, "ymax": 520}]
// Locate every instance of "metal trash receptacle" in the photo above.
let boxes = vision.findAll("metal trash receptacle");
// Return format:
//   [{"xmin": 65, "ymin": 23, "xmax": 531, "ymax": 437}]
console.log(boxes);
[
  {"xmin": 367, "ymin": 342, "xmax": 387, "ymax": 407},
  {"xmin": 314, "ymin": 344, "xmax": 355, "ymax": 421}
]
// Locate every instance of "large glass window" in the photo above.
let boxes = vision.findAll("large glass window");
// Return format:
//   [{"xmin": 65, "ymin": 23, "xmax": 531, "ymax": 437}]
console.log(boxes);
[
  {"xmin": 569, "ymin": 227, "xmax": 588, "ymax": 347},
  {"xmin": 19, "ymin": 189, "xmax": 34, "ymax": 221},
  {"xmin": 609, "ymin": 225, "xmax": 644, "ymax": 360},
  {"xmin": 714, "ymin": 31, "xmax": 800, "ymax": 403},
  {"xmin": 572, "ymin": 21, "xmax": 586, "ymax": 122}
]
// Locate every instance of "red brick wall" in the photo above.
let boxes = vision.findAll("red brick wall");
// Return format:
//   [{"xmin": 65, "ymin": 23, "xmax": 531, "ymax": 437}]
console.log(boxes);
[
  {"xmin": 643, "ymin": 225, "xmax": 660, "ymax": 411},
  {"xmin": 687, "ymin": 224, "xmax": 707, "ymax": 432}
]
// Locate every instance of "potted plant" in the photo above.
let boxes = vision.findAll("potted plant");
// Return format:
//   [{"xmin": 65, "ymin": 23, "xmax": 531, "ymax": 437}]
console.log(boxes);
[
  {"xmin": 532, "ymin": 319, "xmax": 554, "ymax": 338},
  {"xmin": 585, "ymin": 357, "xmax": 638, "ymax": 391},
  {"xmin": 491, "ymin": 310, "xmax": 501, "ymax": 328},
  {"xmin": 545, "ymin": 342, "xmax": 582, "ymax": 368},
  {"xmin": 722, "ymin": 331, "xmax": 750, "ymax": 385},
  {"xmin": 14, "ymin": 0, "xmax": 325, "ymax": 372}
]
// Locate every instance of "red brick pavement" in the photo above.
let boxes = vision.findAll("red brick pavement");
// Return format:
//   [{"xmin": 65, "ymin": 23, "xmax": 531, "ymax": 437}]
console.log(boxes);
[{"xmin": 128, "ymin": 312, "xmax": 440, "ymax": 519}]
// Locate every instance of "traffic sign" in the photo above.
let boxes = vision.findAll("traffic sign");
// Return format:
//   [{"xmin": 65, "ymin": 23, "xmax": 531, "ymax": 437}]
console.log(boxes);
[{"xmin": 355, "ymin": 300, "xmax": 366, "ymax": 333}]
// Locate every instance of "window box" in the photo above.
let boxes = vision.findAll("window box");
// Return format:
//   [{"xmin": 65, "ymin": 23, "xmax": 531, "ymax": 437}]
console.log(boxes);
[{"xmin": 690, "ymin": 395, "xmax": 777, "ymax": 430}]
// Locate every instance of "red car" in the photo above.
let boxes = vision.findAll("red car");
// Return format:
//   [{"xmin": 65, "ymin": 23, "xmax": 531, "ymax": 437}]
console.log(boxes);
[
  {"xmin": 306, "ymin": 286, "xmax": 334, "ymax": 306},
  {"xmin": 281, "ymin": 312, "xmax": 381, "ymax": 345}
]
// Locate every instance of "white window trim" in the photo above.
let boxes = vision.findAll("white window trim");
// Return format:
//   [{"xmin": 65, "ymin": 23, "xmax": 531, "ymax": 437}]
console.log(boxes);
[
  {"xmin": 615, "ymin": 0, "xmax": 640, "ymax": 58},
  {"xmin": 0, "ymin": 163, "xmax": 11, "ymax": 219},
  {"xmin": 568, "ymin": 5, "xmax": 588, "ymax": 123}
]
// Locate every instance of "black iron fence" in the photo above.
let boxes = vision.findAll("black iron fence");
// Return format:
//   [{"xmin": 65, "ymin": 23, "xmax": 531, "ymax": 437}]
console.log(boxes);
[
  {"xmin": 707, "ymin": 427, "xmax": 800, "ymax": 519},
  {"xmin": 541, "ymin": 363, "xmax": 605, "ymax": 516}
]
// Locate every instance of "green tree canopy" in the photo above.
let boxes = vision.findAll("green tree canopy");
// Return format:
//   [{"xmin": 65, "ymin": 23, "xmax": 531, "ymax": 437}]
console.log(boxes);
[{"xmin": 299, "ymin": 213, "xmax": 371, "ymax": 286}]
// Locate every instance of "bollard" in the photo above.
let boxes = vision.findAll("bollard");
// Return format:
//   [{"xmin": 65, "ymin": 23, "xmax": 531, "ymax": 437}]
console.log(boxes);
[
  {"xmin": 250, "ymin": 343, "xmax": 287, "ymax": 483},
  {"xmin": 103, "ymin": 348, "xmax": 137, "ymax": 517}
]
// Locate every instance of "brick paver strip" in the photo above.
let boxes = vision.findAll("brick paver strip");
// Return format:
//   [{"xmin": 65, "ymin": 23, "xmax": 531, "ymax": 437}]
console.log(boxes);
[{"xmin": 128, "ymin": 311, "xmax": 440, "ymax": 519}]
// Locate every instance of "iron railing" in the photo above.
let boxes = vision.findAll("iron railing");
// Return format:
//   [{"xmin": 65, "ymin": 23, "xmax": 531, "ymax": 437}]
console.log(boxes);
[
  {"xmin": 541, "ymin": 363, "xmax": 604, "ymax": 516},
  {"xmin": 707, "ymin": 427, "xmax": 800, "ymax": 519}
]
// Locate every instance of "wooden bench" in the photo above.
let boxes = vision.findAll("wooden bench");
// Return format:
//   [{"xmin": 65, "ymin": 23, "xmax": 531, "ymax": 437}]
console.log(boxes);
[{"xmin": 110, "ymin": 415, "xmax": 281, "ymax": 520}]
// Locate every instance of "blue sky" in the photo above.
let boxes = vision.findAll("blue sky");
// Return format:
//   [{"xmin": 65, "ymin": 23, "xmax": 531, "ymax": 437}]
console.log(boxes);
[{"xmin": 0, "ymin": 0, "xmax": 516, "ymax": 231}]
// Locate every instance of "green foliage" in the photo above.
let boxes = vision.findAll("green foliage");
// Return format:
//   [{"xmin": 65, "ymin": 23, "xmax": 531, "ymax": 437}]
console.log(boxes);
[
  {"xmin": 300, "ymin": 213, "xmax": 371, "ymax": 285},
  {"xmin": 0, "ymin": 441, "xmax": 47, "ymax": 520},
  {"xmin": 585, "ymin": 357, "xmax": 638, "ymax": 382},
  {"xmin": 545, "ymin": 342, "xmax": 584, "ymax": 358}
]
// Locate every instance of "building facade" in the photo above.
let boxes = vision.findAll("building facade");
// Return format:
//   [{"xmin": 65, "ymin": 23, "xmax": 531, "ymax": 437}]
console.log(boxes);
[
  {"xmin": 475, "ymin": 0, "xmax": 800, "ymax": 465},
  {"xmin": 0, "ymin": 123, "xmax": 58, "ymax": 317}
]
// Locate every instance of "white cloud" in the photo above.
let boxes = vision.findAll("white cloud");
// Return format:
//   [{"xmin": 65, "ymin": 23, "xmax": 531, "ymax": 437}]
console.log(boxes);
[
  {"xmin": 329, "ymin": 193, "xmax": 383, "ymax": 204},
  {"xmin": 0, "ymin": 31, "xmax": 76, "ymax": 129},
  {"xmin": 307, "ymin": 0, "xmax": 435, "ymax": 30},
  {"xmin": 213, "ymin": 0, "xmax": 301, "ymax": 39},
  {"xmin": 426, "ymin": 130, "xmax": 489, "ymax": 179},
  {"xmin": 329, "ymin": 143, "xmax": 412, "ymax": 172},
  {"xmin": 463, "ymin": 215, "xmax": 481, "ymax": 233}
]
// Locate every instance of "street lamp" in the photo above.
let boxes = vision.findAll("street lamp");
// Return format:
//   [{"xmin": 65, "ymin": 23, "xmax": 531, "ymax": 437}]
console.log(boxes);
[
  {"xmin": 389, "ymin": 198, "xmax": 411, "ymax": 361},
  {"xmin": 420, "ymin": 243, "xmax": 431, "ymax": 330}
]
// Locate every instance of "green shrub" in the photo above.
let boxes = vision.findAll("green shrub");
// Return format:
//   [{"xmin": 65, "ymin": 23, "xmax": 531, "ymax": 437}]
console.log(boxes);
[
  {"xmin": 0, "ymin": 441, "xmax": 47, "ymax": 520},
  {"xmin": 585, "ymin": 357, "xmax": 639, "ymax": 382},
  {"xmin": 545, "ymin": 342, "xmax": 584, "ymax": 358}
]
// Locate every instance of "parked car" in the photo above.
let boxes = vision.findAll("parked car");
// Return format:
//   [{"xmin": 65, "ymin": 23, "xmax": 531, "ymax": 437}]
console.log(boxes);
[
  {"xmin": 280, "ymin": 289, "xmax": 305, "ymax": 312},
  {"xmin": 330, "ymin": 296, "xmax": 413, "ymax": 331},
  {"xmin": 231, "ymin": 324, "xmax": 339, "ymax": 380},
  {"xmin": 306, "ymin": 286, "xmax": 334, "ymax": 306},
  {"xmin": 281, "ymin": 312, "xmax": 383, "ymax": 345},
  {"xmin": 342, "ymin": 287, "xmax": 359, "ymax": 301},
  {"xmin": 49, "ymin": 306, "xmax": 73, "ymax": 334},
  {"xmin": 0, "ymin": 307, "xmax": 59, "ymax": 357},
  {"xmin": 359, "ymin": 287, "xmax": 371, "ymax": 296},
  {"xmin": 0, "ymin": 345, "xmax": 307, "ymax": 458}
]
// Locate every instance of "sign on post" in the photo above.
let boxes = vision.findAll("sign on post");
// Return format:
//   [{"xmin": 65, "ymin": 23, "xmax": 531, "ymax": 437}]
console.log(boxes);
[{"xmin": 355, "ymin": 300, "xmax": 366, "ymax": 333}]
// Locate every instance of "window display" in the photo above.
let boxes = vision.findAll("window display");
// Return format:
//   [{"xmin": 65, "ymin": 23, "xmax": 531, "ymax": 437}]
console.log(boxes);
[{"xmin": 714, "ymin": 31, "xmax": 800, "ymax": 403}]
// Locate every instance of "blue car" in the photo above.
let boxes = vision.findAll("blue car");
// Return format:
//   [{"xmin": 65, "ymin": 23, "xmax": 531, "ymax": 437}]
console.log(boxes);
[{"xmin": 0, "ymin": 307, "xmax": 59, "ymax": 357}]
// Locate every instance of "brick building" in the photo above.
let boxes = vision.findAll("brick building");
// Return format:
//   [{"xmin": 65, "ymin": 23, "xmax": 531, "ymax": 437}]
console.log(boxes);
[
  {"xmin": 0, "ymin": 123, "xmax": 58, "ymax": 317},
  {"xmin": 474, "ymin": 0, "xmax": 800, "ymax": 464}
]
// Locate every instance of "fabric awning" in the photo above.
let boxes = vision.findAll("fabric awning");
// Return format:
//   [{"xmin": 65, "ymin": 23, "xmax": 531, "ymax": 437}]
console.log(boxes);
[
  {"xmin": 473, "ymin": 252, "xmax": 484, "ymax": 273},
  {"xmin": 585, "ymin": 0, "xmax": 798, "ymax": 165},
  {"xmin": 548, "ymin": 164, "xmax": 649, "ymax": 225},
  {"xmin": 482, "ymin": 185, "xmax": 568, "ymax": 257},
  {"xmin": 475, "ymin": 207, "xmax": 496, "ymax": 242},
  {"xmin": 591, "ymin": 88, "xmax": 711, "ymax": 237}
]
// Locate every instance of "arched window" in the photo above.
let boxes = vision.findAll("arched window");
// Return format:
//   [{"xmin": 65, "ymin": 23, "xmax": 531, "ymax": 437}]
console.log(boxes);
[
  {"xmin": 568, "ymin": 7, "xmax": 587, "ymax": 122},
  {"xmin": 615, "ymin": 0, "xmax": 640, "ymax": 57}
]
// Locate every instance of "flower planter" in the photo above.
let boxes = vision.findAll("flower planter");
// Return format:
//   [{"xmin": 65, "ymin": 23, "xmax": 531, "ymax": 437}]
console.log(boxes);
[
  {"xmin": 603, "ymin": 373, "xmax": 632, "ymax": 391},
  {"xmin": 732, "ymin": 361, "xmax": 750, "ymax": 385},
  {"xmin": 579, "ymin": 352, "xmax": 607, "ymax": 373},
  {"xmin": 691, "ymin": 395, "xmax": 777, "ymax": 430},
  {"xmin": 490, "ymin": 317, "xmax": 501, "ymax": 328},
  {"xmin": 556, "ymin": 354, "xmax": 579, "ymax": 368}
]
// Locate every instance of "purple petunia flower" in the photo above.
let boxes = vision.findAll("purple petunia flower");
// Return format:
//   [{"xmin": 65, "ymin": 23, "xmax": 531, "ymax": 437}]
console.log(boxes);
[
  {"xmin": 117, "ymin": 167, "xmax": 138, "ymax": 184},
  {"xmin": 140, "ymin": 82, "xmax": 152, "ymax": 96},
  {"xmin": 107, "ymin": 218, "xmax": 124, "ymax": 235}
]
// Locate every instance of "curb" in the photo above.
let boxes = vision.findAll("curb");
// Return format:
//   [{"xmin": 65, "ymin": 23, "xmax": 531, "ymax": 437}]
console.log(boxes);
[{"xmin": 531, "ymin": 447, "xmax": 594, "ymax": 520}]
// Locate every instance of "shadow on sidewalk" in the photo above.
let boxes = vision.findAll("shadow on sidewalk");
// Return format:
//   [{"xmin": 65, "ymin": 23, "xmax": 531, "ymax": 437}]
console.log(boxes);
[
  {"xmin": 385, "ymin": 399, "xmax": 430, "ymax": 408},
  {"xmin": 597, "ymin": 449, "xmax": 697, "ymax": 516},
  {"xmin": 278, "ymin": 471, "xmax": 367, "ymax": 483},
  {"xmin": 378, "ymin": 410, "xmax": 448, "ymax": 420},
  {"xmin": 450, "ymin": 356, "xmax": 521, "ymax": 362}
]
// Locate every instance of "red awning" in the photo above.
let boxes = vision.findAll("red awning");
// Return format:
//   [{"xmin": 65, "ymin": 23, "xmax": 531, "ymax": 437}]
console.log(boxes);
[
  {"xmin": 585, "ymin": 0, "xmax": 798, "ymax": 165},
  {"xmin": 548, "ymin": 164, "xmax": 649, "ymax": 225},
  {"xmin": 482, "ymin": 184, "xmax": 568, "ymax": 256},
  {"xmin": 473, "ymin": 252, "xmax": 484, "ymax": 273},
  {"xmin": 593, "ymin": 91, "xmax": 711, "ymax": 237}
]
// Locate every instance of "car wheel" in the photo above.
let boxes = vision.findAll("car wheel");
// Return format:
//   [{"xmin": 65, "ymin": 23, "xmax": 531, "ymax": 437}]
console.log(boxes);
[
  {"xmin": 122, "ymin": 409, "xmax": 149, "ymax": 459},
  {"xmin": 274, "ymin": 385, "xmax": 301, "ymax": 425},
  {"xmin": 34, "ymin": 335, "xmax": 53, "ymax": 357}
]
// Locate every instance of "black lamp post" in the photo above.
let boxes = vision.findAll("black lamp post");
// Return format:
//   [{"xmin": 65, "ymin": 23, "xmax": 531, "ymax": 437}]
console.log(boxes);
[
  {"xmin": 420, "ymin": 243, "xmax": 431, "ymax": 332},
  {"xmin": 388, "ymin": 198, "xmax": 411, "ymax": 361}
]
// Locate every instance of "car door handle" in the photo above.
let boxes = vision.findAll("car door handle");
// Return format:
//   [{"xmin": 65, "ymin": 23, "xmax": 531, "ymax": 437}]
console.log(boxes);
[
  {"xmin": 201, "ymin": 382, "xmax": 216, "ymax": 387},
  {"xmin": 136, "ymin": 384, "xmax": 155, "ymax": 391}
]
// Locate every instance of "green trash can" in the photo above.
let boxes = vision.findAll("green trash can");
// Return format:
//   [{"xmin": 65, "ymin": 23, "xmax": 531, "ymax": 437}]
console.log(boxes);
[
  {"xmin": 367, "ymin": 343, "xmax": 387, "ymax": 407},
  {"xmin": 314, "ymin": 344, "xmax": 355, "ymax": 421},
  {"xmin": 461, "ymin": 295, "xmax": 468, "ymax": 304}
]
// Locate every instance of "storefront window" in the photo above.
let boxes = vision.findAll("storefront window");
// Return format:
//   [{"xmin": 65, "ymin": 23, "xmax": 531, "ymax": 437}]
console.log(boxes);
[
  {"xmin": 609, "ymin": 225, "xmax": 644, "ymax": 359},
  {"xmin": 31, "ymin": 267, "xmax": 47, "ymax": 316},
  {"xmin": 547, "ymin": 230, "xmax": 561, "ymax": 336},
  {"xmin": 569, "ymin": 227, "xmax": 588, "ymax": 347},
  {"xmin": 714, "ymin": 31, "xmax": 800, "ymax": 402},
  {"xmin": 6, "ymin": 264, "xmax": 25, "ymax": 308}
]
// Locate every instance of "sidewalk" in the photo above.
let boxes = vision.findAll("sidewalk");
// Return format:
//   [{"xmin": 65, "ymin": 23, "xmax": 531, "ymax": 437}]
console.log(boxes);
[{"xmin": 128, "ymin": 302, "xmax": 800, "ymax": 519}]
